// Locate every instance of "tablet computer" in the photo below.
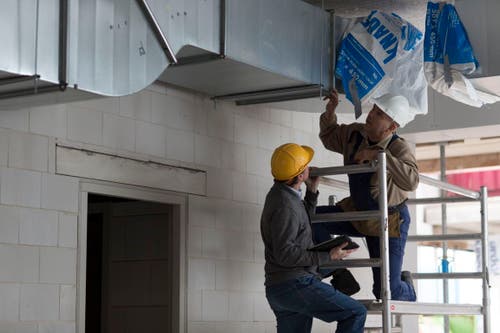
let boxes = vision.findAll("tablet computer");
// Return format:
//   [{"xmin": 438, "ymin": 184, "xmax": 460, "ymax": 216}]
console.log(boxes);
[{"xmin": 308, "ymin": 235, "xmax": 359, "ymax": 252}]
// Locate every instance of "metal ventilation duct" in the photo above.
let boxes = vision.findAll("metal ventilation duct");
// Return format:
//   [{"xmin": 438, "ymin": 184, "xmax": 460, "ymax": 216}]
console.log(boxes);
[
  {"xmin": 0, "ymin": 0, "xmax": 332, "ymax": 108},
  {"xmin": 455, "ymin": 0, "xmax": 500, "ymax": 97}
]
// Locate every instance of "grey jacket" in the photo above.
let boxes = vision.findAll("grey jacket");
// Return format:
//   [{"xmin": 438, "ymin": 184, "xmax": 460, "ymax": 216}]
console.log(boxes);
[{"xmin": 260, "ymin": 181, "xmax": 332, "ymax": 286}]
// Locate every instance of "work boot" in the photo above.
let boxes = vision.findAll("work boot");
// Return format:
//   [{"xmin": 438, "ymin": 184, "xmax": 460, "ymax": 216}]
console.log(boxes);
[{"xmin": 401, "ymin": 270, "xmax": 416, "ymax": 300}]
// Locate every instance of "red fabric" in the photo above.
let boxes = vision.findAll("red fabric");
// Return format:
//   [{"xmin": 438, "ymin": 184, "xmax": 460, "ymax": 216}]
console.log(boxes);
[{"xmin": 446, "ymin": 170, "xmax": 500, "ymax": 197}]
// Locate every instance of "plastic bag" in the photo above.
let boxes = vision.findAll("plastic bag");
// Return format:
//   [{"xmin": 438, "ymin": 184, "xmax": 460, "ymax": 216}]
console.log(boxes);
[
  {"xmin": 424, "ymin": 1, "xmax": 500, "ymax": 107},
  {"xmin": 335, "ymin": 11, "xmax": 427, "ymax": 119}
]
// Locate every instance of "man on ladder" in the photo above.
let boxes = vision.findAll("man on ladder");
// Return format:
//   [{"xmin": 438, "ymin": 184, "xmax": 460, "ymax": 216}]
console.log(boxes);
[
  {"xmin": 261, "ymin": 143, "xmax": 367, "ymax": 333},
  {"xmin": 314, "ymin": 90, "xmax": 418, "ymax": 301}
]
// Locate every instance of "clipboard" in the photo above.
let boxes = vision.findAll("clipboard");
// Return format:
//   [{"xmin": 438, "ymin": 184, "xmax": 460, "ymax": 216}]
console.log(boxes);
[{"xmin": 308, "ymin": 235, "xmax": 359, "ymax": 252}]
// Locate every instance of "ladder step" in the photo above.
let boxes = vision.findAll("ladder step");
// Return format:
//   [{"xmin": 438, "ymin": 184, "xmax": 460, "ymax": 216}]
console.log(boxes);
[
  {"xmin": 408, "ymin": 233, "xmax": 482, "ymax": 241},
  {"xmin": 311, "ymin": 163, "xmax": 377, "ymax": 176},
  {"xmin": 412, "ymin": 272, "xmax": 483, "ymax": 279},
  {"xmin": 311, "ymin": 210, "xmax": 380, "ymax": 223},
  {"xmin": 360, "ymin": 300, "xmax": 483, "ymax": 315},
  {"xmin": 321, "ymin": 258, "xmax": 381, "ymax": 268},
  {"xmin": 406, "ymin": 196, "xmax": 478, "ymax": 205},
  {"xmin": 364, "ymin": 328, "xmax": 402, "ymax": 333}
]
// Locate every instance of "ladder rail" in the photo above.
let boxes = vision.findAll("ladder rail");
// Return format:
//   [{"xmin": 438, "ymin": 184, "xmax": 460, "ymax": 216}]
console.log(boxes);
[
  {"xmin": 310, "ymin": 154, "xmax": 490, "ymax": 333},
  {"xmin": 377, "ymin": 152, "xmax": 391, "ymax": 333}
]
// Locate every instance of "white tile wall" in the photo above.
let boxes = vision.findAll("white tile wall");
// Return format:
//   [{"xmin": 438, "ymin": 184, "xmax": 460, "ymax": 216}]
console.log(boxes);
[
  {"xmin": 228, "ymin": 292, "xmax": 253, "ymax": 322},
  {"xmin": 188, "ymin": 226, "xmax": 203, "ymax": 257},
  {"xmin": 135, "ymin": 120, "xmax": 166, "ymax": 157},
  {"xmin": 232, "ymin": 172, "xmax": 258, "ymax": 204},
  {"xmin": 241, "ymin": 322, "xmax": 267, "ymax": 333},
  {"xmin": 8, "ymin": 131, "xmax": 48, "ymax": 172},
  {"xmin": 253, "ymin": 293, "xmax": 275, "ymax": 322},
  {"xmin": 188, "ymin": 259, "xmax": 215, "ymax": 291},
  {"xmin": 215, "ymin": 322, "xmax": 244, "ymax": 333},
  {"xmin": 187, "ymin": 291, "xmax": 202, "ymax": 322},
  {"xmin": 0, "ymin": 283, "xmax": 19, "ymax": 320},
  {"xmin": 234, "ymin": 115, "xmax": 259, "ymax": 146},
  {"xmin": 41, "ymin": 173, "xmax": 79, "ymax": 212},
  {"xmin": 38, "ymin": 322, "xmax": 76, "ymax": 333},
  {"xmin": 246, "ymin": 146, "xmax": 272, "ymax": 176},
  {"xmin": 166, "ymin": 128, "xmax": 194, "ymax": 163},
  {"xmin": 241, "ymin": 204, "xmax": 262, "ymax": 233},
  {"xmin": 214, "ymin": 200, "xmax": 242, "ymax": 231},
  {"xmin": 39, "ymin": 247, "xmax": 77, "ymax": 284},
  {"xmin": 102, "ymin": 113, "xmax": 136, "ymax": 151},
  {"xmin": 253, "ymin": 233, "xmax": 265, "ymax": 263},
  {"xmin": 206, "ymin": 167, "xmax": 233, "ymax": 200},
  {"xmin": 194, "ymin": 134, "xmax": 222, "ymax": 168},
  {"xmin": 189, "ymin": 195, "xmax": 216, "ymax": 228},
  {"xmin": 0, "ymin": 322, "xmax": 37, "ymax": 333},
  {"xmin": 215, "ymin": 261, "xmax": 242, "ymax": 291},
  {"xmin": 0, "ymin": 129, "xmax": 8, "ymax": 166},
  {"xmin": 119, "ymin": 90, "xmax": 152, "ymax": 121},
  {"xmin": 202, "ymin": 290, "xmax": 228, "ymax": 321},
  {"xmin": 1, "ymin": 168, "xmax": 41, "ymax": 208},
  {"xmin": 152, "ymin": 93, "xmax": 196, "ymax": 131},
  {"xmin": 0, "ymin": 205, "xmax": 20, "ymax": 244},
  {"xmin": 188, "ymin": 322, "xmax": 216, "ymax": 333},
  {"xmin": 241, "ymin": 263, "xmax": 265, "ymax": 292},
  {"xmin": 67, "ymin": 106, "xmax": 102, "ymax": 145},
  {"xmin": 258, "ymin": 122, "xmax": 283, "ymax": 150},
  {"xmin": 29, "ymin": 104, "xmax": 67, "ymax": 138},
  {"xmin": 20, "ymin": 284, "xmax": 59, "ymax": 320},
  {"xmin": 202, "ymin": 230, "xmax": 228, "ymax": 259},
  {"xmin": 227, "ymin": 232, "xmax": 253, "ymax": 261},
  {"xmin": 58, "ymin": 213, "xmax": 77, "ymax": 248},
  {"xmin": 59, "ymin": 285, "xmax": 76, "ymax": 321},
  {"xmin": 0, "ymin": 110, "xmax": 29, "ymax": 131},
  {"xmin": 257, "ymin": 176, "xmax": 273, "ymax": 205},
  {"xmin": 292, "ymin": 112, "xmax": 314, "ymax": 132},
  {"xmin": 70, "ymin": 96, "xmax": 119, "ymax": 115},
  {"xmin": 19, "ymin": 208, "xmax": 58, "ymax": 246},
  {"xmin": 269, "ymin": 107, "xmax": 292, "ymax": 127},
  {"xmin": 207, "ymin": 105, "xmax": 234, "ymax": 141},
  {"xmin": 0, "ymin": 245, "xmax": 38, "ymax": 282},
  {"xmin": 220, "ymin": 141, "xmax": 246, "ymax": 172}
]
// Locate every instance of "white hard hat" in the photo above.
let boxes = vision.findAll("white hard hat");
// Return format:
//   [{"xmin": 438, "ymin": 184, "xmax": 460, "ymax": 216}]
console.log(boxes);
[{"xmin": 372, "ymin": 93, "xmax": 414, "ymax": 128}]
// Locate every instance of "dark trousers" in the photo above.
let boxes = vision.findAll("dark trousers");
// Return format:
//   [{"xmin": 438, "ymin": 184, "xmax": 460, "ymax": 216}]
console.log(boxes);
[
  {"xmin": 265, "ymin": 275, "xmax": 367, "ymax": 333},
  {"xmin": 313, "ymin": 205, "xmax": 416, "ymax": 301}
]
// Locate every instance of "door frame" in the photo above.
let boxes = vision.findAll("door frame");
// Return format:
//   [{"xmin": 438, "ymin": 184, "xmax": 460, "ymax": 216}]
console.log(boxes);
[{"xmin": 77, "ymin": 180, "xmax": 188, "ymax": 333}]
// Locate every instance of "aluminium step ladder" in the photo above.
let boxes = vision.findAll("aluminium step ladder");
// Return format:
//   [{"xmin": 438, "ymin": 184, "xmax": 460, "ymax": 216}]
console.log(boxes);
[{"xmin": 310, "ymin": 151, "xmax": 491, "ymax": 333}]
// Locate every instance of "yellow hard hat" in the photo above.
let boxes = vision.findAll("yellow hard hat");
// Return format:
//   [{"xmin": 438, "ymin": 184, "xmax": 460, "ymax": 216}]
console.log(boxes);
[{"xmin": 271, "ymin": 143, "xmax": 314, "ymax": 181}]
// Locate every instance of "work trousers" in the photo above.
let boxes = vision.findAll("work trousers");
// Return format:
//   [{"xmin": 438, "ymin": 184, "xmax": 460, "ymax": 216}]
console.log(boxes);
[{"xmin": 265, "ymin": 275, "xmax": 367, "ymax": 333}]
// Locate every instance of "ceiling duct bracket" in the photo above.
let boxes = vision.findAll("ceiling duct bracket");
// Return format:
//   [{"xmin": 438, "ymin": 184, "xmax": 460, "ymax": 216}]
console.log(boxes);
[{"xmin": 213, "ymin": 84, "xmax": 327, "ymax": 105}]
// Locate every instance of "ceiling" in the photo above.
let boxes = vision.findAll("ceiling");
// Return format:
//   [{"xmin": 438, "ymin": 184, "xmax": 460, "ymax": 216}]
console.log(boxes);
[{"xmin": 303, "ymin": 0, "xmax": 428, "ymax": 30}]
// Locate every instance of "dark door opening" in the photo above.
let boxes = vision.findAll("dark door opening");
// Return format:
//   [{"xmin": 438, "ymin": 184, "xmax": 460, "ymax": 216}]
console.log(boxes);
[{"xmin": 85, "ymin": 194, "xmax": 174, "ymax": 333}]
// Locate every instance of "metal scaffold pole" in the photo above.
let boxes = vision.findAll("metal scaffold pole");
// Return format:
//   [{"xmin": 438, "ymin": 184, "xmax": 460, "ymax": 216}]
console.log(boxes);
[
  {"xmin": 377, "ymin": 151, "xmax": 391, "ymax": 333},
  {"xmin": 439, "ymin": 143, "xmax": 450, "ymax": 333},
  {"xmin": 480, "ymin": 186, "xmax": 490, "ymax": 333}
]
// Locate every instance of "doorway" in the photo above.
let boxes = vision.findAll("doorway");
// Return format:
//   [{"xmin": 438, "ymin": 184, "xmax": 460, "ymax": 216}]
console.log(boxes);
[{"xmin": 78, "ymin": 182, "xmax": 186, "ymax": 333}]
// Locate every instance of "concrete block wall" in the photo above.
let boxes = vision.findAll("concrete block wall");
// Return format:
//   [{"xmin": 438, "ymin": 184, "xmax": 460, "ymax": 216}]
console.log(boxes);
[{"xmin": 0, "ymin": 83, "xmax": 390, "ymax": 333}]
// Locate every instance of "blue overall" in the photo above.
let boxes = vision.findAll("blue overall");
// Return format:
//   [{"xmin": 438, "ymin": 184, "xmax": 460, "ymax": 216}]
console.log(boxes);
[{"xmin": 314, "ymin": 132, "xmax": 416, "ymax": 301}]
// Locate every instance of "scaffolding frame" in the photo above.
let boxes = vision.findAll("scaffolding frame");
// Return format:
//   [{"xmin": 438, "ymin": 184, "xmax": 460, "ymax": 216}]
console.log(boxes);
[{"xmin": 311, "ymin": 151, "xmax": 491, "ymax": 333}]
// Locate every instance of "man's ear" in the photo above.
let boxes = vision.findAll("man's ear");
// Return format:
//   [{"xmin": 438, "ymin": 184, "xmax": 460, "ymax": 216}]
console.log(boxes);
[
  {"xmin": 389, "ymin": 122, "xmax": 399, "ymax": 133},
  {"xmin": 297, "ymin": 172, "xmax": 305, "ymax": 182}
]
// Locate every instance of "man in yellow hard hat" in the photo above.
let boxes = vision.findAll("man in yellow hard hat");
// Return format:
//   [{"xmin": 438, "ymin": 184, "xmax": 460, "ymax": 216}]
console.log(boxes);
[
  {"xmin": 261, "ymin": 143, "xmax": 366, "ymax": 333},
  {"xmin": 314, "ymin": 89, "xmax": 418, "ymax": 301}
]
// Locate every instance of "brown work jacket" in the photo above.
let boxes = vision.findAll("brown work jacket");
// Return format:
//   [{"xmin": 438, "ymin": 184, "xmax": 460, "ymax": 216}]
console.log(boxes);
[{"xmin": 319, "ymin": 111, "xmax": 419, "ymax": 236}]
